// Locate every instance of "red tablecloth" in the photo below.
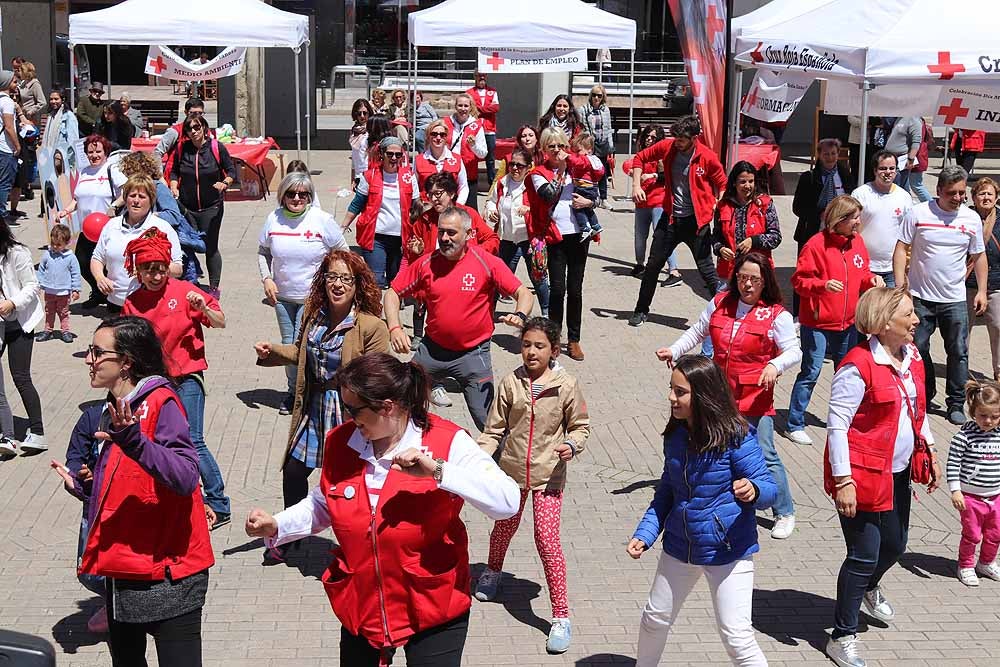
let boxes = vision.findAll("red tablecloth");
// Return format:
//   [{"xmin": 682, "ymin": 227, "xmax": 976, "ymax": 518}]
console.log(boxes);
[{"xmin": 130, "ymin": 137, "xmax": 278, "ymax": 167}]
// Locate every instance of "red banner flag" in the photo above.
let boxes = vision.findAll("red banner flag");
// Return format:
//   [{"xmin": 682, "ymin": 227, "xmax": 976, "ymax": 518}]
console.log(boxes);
[{"xmin": 668, "ymin": 0, "xmax": 728, "ymax": 154}]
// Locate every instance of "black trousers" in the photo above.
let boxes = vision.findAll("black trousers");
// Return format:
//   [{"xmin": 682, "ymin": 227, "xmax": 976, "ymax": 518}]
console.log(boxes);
[
  {"xmin": 634, "ymin": 215, "xmax": 718, "ymax": 314},
  {"xmin": 2, "ymin": 321, "xmax": 42, "ymax": 434},
  {"xmin": 547, "ymin": 233, "xmax": 591, "ymax": 343},
  {"xmin": 75, "ymin": 235, "xmax": 100, "ymax": 297},
  {"xmin": 184, "ymin": 202, "xmax": 224, "ymax": 289},
  {"xmin": 282, "ymin": 455, "xmax": 314, "ymax": 509},
  {"xmin": 339, "ymin": 611, "xmax": 469, "ymax": 666},
  {"xmin": 108, "ymin": 606, "xmax": 203, "ymax": 667}
]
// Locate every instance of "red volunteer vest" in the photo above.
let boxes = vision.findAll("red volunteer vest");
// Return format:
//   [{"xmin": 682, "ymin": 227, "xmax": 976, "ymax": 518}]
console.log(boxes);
[
  {"xmin": 467, "ymin": 86, "xmax": 499, "ymax": 133},
  {"xmin": 523, "ymin": 165, "xmax": 565, "ymax": 245},
  {"xmin": 319, "ymin": 416, "xmax": 471, "ymax": 650},
  {"xmin": 822, "ymin": 342, "xmax": 927, "ymax": 512},
  {"xmin": 80, "ymin": 385, "xmax": 214, "ymax": 580},
  {"xmin": 403, "ymin": 204, "xmax": 498, "ymax": 263},
  {"xmin": 414, "ymin": 151, "xmax": 463, "ymax": 200},
  {"xmin": 442, "ymin": 116, "xmax": 482, "ymax": 182},
  {"xmin": 357, "ymin": 165, "xmax": 417, "ymax": 251},
  {"xmin": 714, "ymin": 195, "xmax": 775, "ymax": 279},
  {"xmin": 708, "ymin": 293, "xmax": 784, "ymax": 417}
]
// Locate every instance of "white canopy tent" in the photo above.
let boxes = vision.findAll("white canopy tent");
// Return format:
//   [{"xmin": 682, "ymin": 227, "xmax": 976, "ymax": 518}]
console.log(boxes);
[
  {"xmin": 406, "ymin": 0, "xmax": 638, "ymax": 152},
  {"xmin": 731, "ymin": 0, "xmax": 1000, "ymax": 172},
  {"xmin": 69, "ymin": 0, "xmax": 311, "ymax": 157}
]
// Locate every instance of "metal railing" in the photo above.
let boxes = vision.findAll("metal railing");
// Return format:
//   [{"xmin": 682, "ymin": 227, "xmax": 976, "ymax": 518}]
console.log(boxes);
[{"xmin": 328, "ymin": 65, "xmax": 373, "ymax": 105}]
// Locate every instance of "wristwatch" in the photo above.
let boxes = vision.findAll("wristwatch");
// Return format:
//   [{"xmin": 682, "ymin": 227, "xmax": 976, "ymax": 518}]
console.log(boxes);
[{"xmin": 432, "ymin": 457, "xmax": 445, "ymax": 483}]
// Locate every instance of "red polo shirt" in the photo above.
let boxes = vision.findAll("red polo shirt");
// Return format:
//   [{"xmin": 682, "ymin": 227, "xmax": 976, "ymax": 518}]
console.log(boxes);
[
  {"xmin": 391, "ymin": 246, "xmax": 521, "ymax": 351},
  {"xmin": 122, "ymin": 278, "xmax": 219, "ymax": 377}
]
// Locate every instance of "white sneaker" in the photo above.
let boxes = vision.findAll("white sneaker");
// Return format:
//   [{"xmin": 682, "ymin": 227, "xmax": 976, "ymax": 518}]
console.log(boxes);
[
  {"xmin": 786, "ymin": 430, "xmax": 813, "ymax": 446},
  {"xmin": 975, "ymin": 560, "xmax": 1000, "ymax": 582},
  {"xmin": 826, "ymin": 634, "xmax": 867, "ymax": 667},
  {"xmin": 771, "ymin": 515, "xmax": 796, "ymax": 539},
  {"xmin": 546, "ymin": 618, "xmax": 572, "ymax": 654},
  {"xmin": 430, "ymin": 386, "xmax": 452, "ymax": 408},
  {"xmin": 20, "ymin": 432, "xmax": 48, "ymax": 453},
  {"xmin": 0, "ymin": 436, "xmax": 16, "ymax": 456},
  {"xmin": 958, "ymin": 566, "xmax": 980, "ymax": 587},
  {"xmin": 861, "ymin": 587, "xmax": 894, "ymax": 622}
]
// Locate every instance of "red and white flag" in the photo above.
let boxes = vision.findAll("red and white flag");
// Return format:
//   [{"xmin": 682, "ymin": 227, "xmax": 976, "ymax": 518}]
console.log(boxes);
[
  {"xmin": 668, "ymin": 0, "xmax": 728, "ymax": 153},
  {"xmin": 933, "ymin": 85, "xmax": 1000, "ymax": 131},
  {"xmin": 144, "ymin": 46, "xmax": 247, "ymax": 81}
]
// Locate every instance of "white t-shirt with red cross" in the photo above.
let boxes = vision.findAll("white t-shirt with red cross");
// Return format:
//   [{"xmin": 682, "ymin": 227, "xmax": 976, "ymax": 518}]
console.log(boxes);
[
  {"xmin": 900, "ymin": 200, "xmax": 985, "ymax": 304},
  {"xmin": 391, "ymin": 245, "xmax": 521, "ymax": 352},
  {"xmin": 258, "ymin": 206, "xmax": 348, "ymax": 302}
]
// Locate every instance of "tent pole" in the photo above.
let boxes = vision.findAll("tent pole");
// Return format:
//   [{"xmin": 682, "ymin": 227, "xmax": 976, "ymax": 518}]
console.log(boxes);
[
  {"xmin": 69, "ymin": 43, "xmax": 75, "ymax": 112},
  {"xmin": 858, "ymin": 80, "xmax": 872, "ymax": 184},
  {"xmin": 294, "ymin": 48, "xmax": 302, "ymax": 159},
  {"xmin": 943, "ymin": 128, "xmax": 950, "ymax": 167},
  {"xmin": 306, "ymin": 40, "xmax": 314, "ymax": 171},
  {"xmin": 728, "ymin": 67, "xmax": 744, "ymax": 172},
  {"xmin": 414, "ymin": 47, "xmax": 420, "ymax": 158},
  {"xmin": 627, "ymin": 49, "xmax": 635, "ymax": 163},
  {"xmin": 106, "ymin": 45, "xmax": 111, "ymax": 98},
  {"xmin": 409, "ymin": 42, "xmax": 416, "ymax": 161}
]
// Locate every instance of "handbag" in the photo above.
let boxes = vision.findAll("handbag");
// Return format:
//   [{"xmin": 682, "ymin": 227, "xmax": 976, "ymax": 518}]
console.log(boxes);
[
  {"xmin": 527, "ymin": 237, "xmax": 548, "ymax": 284},
  {"xmin": 890, "ymin": 374, "xmax": 933, "ymax": 485}
]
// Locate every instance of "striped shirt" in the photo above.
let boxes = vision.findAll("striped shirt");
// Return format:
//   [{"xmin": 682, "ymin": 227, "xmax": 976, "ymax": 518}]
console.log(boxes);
[{"xmin": 946, "ymin": 421, "xmax": 1000, "ymax": 496}]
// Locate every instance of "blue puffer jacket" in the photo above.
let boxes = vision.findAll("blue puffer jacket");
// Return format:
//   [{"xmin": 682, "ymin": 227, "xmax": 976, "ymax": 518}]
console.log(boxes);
[{"xmin": 633, "ymin": 424, "xmax": 776, "ymax": 566}]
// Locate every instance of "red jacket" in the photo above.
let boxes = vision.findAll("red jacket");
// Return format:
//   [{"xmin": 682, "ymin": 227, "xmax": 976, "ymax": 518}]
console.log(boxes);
[
  {"xmin": 633, "ymin": 137, "xmax": 726, "ymax": 228},
  {"xmin": 414, "ymin": 150, "xmax": 463, "ymax": 200},
  {"xmin": 792, "ymin": 229, "xmax": 875, "ymax": 331},
  {"xmin": 319, "ymin": 416, "xmax": 471, "ymax": 650},
  {"xmin": 622, "ymin": 156, "xmax": 665, "ymax": 209},
  {"xmin": 951, "ymin": 129, "xmax": 986, "ymax": 153},
  {"xmin": 358, "ymin": 165, "xmax": 418, "ymax": 252},
  {"xmin": 466, "ymin": 86, "xmax": 499, "ymax": 134},
  {"xmin": 442, "ymin": 116, "xmax": 484, "ymax": 182},
  {"xmin": 403, "ymin": 203, "xmax": 499, "ymax": 263},
  {"xmin": 80, "ymin": 383, "xmax": 214, "ymax": 580},
  {"xmin": 714, "ymin": 195, "xmax": 775, "ymax": 279},
  {"xmin": 709, "ymin": 293, "xmax": 785, "ymax": 417},
  {"xmin": 523, "ymin": 164, "xmax": 566, "ymax": 245},
  {"xmin": 823, "ymin": 342, "xmax": 927, "ymax": 512}
]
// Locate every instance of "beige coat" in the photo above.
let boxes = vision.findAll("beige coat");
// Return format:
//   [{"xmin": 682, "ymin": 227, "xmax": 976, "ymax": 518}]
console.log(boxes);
[
  {"xmin": 478, "ymin": 365, "xmax": 590, "ymax": 491},
  {"xmin": 257, "ymin": 308, "xmax": 389, "ymax": 466}
]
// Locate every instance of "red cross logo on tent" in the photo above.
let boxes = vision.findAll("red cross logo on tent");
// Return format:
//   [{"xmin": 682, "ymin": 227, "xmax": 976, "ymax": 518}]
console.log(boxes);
[
  {"xmin": 686, "ymin": 58, "xmax": 707, "ymax": 104},
  {"xmin": 486, "ymin": 52, "xmax": 505, "ymax": 72},
  {"xmin": 706, "ymin": 5, "xmax": 726, "ymax": 44},
  {"xmin": 937, "ymin": 97, "xmax": 970, "ymax": 126},
  {"xmin": 750, "ymin": 42, "xmax": 764, "ymax": 64},
  {"xmin": 148, "ymin": 55, "xmax": 167, "ymax": 75},
  {"xmin": 927, "ymin": 51, "xmax": 965, "ymax": 80}
]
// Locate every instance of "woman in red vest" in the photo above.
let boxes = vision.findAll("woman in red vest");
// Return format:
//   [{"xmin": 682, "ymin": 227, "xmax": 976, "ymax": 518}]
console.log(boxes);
[
  {"xmin": 655, "ymin": 253, "xmax": 801, "ymax": 539},
  {"xmin": 341, "ymin": 136, "xmax": 421, "ymax": 288},
  {"xmin": 823, "ymin": 287, "xmax": 941, "ymax": 667},
  {"xmin": 713, "ymin": 161, "xmax": 782, "ymax": 281},
  {"xmin": 74, "ymin": 316, "xmax": 213, "ymax": 665},
  {"xmin": 414, "ymin": 119, "xmax": 469, "ymax": 203},
  {"xmin": 246, "ymin": 353, "xmax": 518, "ymax": 665}
]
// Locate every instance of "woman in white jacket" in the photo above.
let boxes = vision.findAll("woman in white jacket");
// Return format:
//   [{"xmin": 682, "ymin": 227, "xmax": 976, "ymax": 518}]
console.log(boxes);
[
  {"xmin": 485, "ymin": 147, "xmax": 550, "ymax": 316},
  {"xmin": 0, "ymin": 218, "xmax": 45, "ymax": 456}
]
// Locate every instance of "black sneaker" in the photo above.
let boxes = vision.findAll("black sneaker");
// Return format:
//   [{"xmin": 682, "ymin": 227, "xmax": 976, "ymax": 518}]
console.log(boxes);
[
  {"xmin": 35, "ymin": 331, "xmax": 53, "ymax": 342},
  {"xmin": 279, "ymin": 396, "xmax": 293, "ymax": 415},
  {"xmin": 211, "ymin": 513, "xmax": 231, "ymax": 531},
  {"xmin": 628, "ymin": 312, "xmax": 648, "ymax": 327},
  {"xmin": 662, "ymin": 274, "xmax": 683, "ymax": 288},
  {"xmin": 60, "ymin": 331, "xmax": 75, "ymax": 343},
  {"xmin": 629, "ymin": 264, "xmax": 645, "ymax": 278}
]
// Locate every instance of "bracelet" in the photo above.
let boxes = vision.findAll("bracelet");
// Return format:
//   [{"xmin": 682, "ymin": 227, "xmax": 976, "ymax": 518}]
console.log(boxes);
[
  {"xmin": 389, "ymin": 325, "xmax": 403, "ymax": 334},
  {"xmin": 835, "ymin": 478, "xmax": 856, "ymax": 490},
  {"xmin": 513, "ymin": 311, "xmax": 528, "ymax": 322}
]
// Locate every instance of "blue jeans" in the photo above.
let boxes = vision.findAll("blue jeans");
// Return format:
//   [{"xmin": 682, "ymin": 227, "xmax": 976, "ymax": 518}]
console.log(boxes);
[
  {"xmin": 176, "ymin": 375, "xmax": 230, "ymax": 515},
  {"xmin": 913, "ymin": 297, "xmax": 969, "ymax": 411},
  {"xmin": 894, "ymin": 168, "xmax": 910, "ymax": 188},
  {"xmin": 786, "ymin": 325, "xmax": 858, "ymax": 431},
  {"xmin": 360, "ymin": 233, "xmax": 403, "ymax": 289},
  {"xmin": 499, "ymin": 239, "xmax": 550, "ymax": 315},
  {"xmin": 907, "ymin": 170, "xmax": 932, "ymax": 202},
  {"xmin": 485, "ymin": 133, "xmax": 497, "ymax": 186},
  {"xmin": 748, "ymin": 416, "xmax": 794, "ymax": 517},
  {"xmin": 0, "ymin": 152, "xmax": 16, "ymax": 217},
  {"xmin": 274, "ymin": 299, "xmax": 305, "ymax": 396},
  {"xmin": 875, "ymin": 270, "xmax": 895, "ymax": 288},
  {"xmin": 634, "ymin": 207, "xmax": 678, "ymax": 271},
  {"xmin": 572, "ymin": 184, "xmax": 601, "ymax": 232},
  {"xmin": 414, "ymin": 128, "xmax": 426, "ymax": 153}
]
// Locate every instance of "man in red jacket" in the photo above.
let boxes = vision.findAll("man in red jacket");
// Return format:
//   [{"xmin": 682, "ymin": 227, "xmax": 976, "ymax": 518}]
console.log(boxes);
[
  {"xmin": 467, "ymin": 71, "xmax": 500, "ymax": 185},
  {"xmin": 628, "ymin": 115, "xmax": 727, "ymax": 327}
]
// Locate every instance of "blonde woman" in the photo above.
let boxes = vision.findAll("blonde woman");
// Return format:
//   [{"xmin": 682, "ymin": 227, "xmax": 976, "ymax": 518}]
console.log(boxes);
[{"xmin": 577, "ymin": 84, "xmax": 613, "ymax": 205}]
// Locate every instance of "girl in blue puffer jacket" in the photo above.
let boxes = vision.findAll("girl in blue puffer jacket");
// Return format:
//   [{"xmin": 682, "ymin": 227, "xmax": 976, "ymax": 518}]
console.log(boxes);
[{"xmin": 628, "ymin": 354, "xmax": 777, "ymax": 666}]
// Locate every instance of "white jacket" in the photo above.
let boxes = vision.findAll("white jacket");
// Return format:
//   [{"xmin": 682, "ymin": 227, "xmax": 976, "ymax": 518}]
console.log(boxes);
[{"xmin": 0, "ymin": 244, "xmax": 43, "ymax": 333}]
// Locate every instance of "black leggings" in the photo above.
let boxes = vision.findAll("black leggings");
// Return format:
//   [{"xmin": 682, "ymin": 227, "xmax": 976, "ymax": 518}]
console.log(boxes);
[
  {"xmin": 108, "ymin": 606, "xmax": 203, "ymax": 667},
  {"xmin": 2, "ymin": 322, "xmax": 42, "ymax": 434},
  {"xmin": 75, "ymin": 235, "xmax": 100, "ymax": 297},
  {"xmin": 184, "ymin": 202, "xmax": 224, "ymax": 288},
  {"xmin": 339, "ymin": 611, "xmax": 469, "ymax": 666},
  {"xmin": 282, "ymin": 455, "xmax": 314, "ymax": 509}
]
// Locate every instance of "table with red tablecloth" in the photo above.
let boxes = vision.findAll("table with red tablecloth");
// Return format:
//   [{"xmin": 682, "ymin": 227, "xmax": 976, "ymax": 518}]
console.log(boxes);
[{"xmin": 131, "ymin": 137, "xmax": 279, "ymax": 197}]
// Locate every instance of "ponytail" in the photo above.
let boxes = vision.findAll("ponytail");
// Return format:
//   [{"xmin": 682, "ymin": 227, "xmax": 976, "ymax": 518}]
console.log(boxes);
[
  {"xmin": 405, "ymin": 362, "xmax": 431, "ymax": 431},
  {"xmin": 334, "ymin": 353, "xmax": 432, "ymax": 432},
  {"xmin": 966, "ymin": 378, "xmax": 1000, "ymax": 416}
]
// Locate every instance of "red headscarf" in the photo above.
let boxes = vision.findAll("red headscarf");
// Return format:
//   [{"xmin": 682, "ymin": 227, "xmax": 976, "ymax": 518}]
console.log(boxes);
[{"xmin": 124, "ymin": 228, "xmax": 172, "ymax": 276}]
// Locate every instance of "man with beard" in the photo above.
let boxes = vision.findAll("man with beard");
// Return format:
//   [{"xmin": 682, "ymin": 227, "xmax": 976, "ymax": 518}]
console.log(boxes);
[{"xmin": 385, "ymin": 206, "xmax": 534, "ymax": 431}]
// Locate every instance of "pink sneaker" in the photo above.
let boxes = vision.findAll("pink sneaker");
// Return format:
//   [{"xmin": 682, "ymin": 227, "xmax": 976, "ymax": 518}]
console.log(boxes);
[{"xmin": 87, "ymin": 605, "xmax": 109, "ymax": 633}]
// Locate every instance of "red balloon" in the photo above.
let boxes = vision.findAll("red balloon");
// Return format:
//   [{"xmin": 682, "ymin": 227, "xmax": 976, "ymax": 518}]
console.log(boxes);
[{"xmin": 81, "ymin": 212, "xmax": 111, "ymax": 243}]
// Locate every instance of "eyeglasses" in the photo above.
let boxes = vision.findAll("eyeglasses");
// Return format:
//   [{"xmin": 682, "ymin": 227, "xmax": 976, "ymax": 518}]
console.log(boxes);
[
  {"xmin": 429, "ymin": 131, "xmax": 448, "ymax": 138},
  {"xmin": 342, "ymin": 400, "xmax": 375, "ymax": 419},
  {"xmin": 384, "ymin": 151, "xmax": 404, "ymax": 159},
  {"xmin": 284, "ymin": 191, "xmax": 311, "ymax": 200},
  {"xmin": 188, "ymin": 110, "xmax": 204, "ymax": 117},
  {"xmin": 735, "ymin": 273, "xmax": 763, "ymax": 286},
  {"xmin": 591, "ymin": 93, "xmax": 604, "ymax": 98},
  {"xmin": 138, "ymin": 264, "xmax": 169, "ymax": 276},
  {"xmin": 428, "ymin": 189, "xmax": 449, "ymax": 200},
  {"xmin": 87, "ymin": 345, "xmax": 121, "ymax": 360},
  {"xmin": 547, "ymin": 143, "xmax": 567, "ymax": 150},
  {"xmin": 509, "ymin": 162, "xmax": 530, "ymax": 169},
  {"xmin": 323, "ymin": 272, "xmax": 356, "ymax": 286}
]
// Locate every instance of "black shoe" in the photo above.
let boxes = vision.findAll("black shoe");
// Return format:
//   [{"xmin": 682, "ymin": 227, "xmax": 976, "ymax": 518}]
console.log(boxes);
[
  {"xmin": 210, "ymin": 512, "xmax": 231, "ymax": 531},
  {"xmin": 279, "ymin": 396, "xmax": 293, "ymax": 415},
  {"xmin": 81, "ymin": 294, "xmax": 105, "ymax": 309},
  {"xmin": 628, "ymin": 312, "xmax": 648, "ymax": 327},
  {"xmin": 629, "ymin": 264, "xmax": 645, "ymax": 278},
  {"xmin": 35, "ymin": 331, "xmax": 53, "ymax": 342},
  {"xmin": 60, "ymin": 331, "xmax": 75, "ymax": 343},
  {"xmin": 662, "ymin": 274, "xmax": 683, "ymax": 288}
]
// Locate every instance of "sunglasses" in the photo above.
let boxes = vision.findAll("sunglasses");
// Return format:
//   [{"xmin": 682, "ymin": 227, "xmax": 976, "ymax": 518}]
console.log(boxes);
[
  {"xmin": 591, "ymin": 93, "xmax": 604, "ymax": 98},
  {"xmin": 428, "ymin": 189, "xmax": 449, "ymax": 200},
  {"xmin": 285, "ymin": 191, "xmax": 311, "ymax": 200},
  {"xmin": 547, "ymin": 143, "xmax": 568, "ymax": 149},
  {"xmin": 384, "ymin": 150, "xmax": 404, "ymax": 158},
  {"xmin": 429, "ymin": 131, "xmax": 448, "ymax": 138},
  {"xmin": 735, "ymin": 273, "xmax": 763, "ymax": 286},
  {"xmin": 509, "ymin": 162, "xmax": 530, "ymax": 169}
]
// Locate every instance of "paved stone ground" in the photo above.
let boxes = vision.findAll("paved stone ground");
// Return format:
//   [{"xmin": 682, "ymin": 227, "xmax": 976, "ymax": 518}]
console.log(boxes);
[{"xmin": 2, "ymin": 151, "xmax": 1000, "ymax": 666}]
